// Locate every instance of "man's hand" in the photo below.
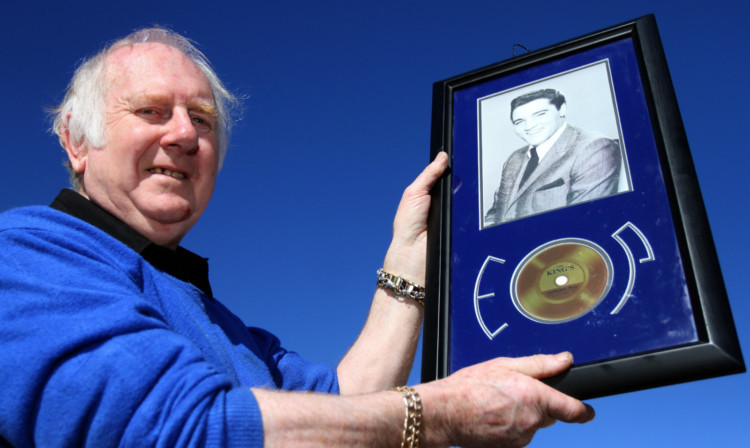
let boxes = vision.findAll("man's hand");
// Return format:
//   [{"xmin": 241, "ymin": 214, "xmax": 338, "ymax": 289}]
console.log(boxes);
[
  {"xmin": 418, "ymin": 352, "xmax": 595, "ymax": 448},
  {"xmin": 382, "ymin": 151, "xmax": 449, "ymax": 285},
  {"xmin": 259, "ymin": 352, "xmax": 594, "ymax": 447}
]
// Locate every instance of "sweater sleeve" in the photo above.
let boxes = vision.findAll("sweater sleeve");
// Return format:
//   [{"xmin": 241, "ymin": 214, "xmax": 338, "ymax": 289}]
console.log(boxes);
[
  {"xmin": 198, "ymin": 296, "xmax": 340, "ymax": 394},
  {"xmin": 247, "ymin": 327, "xmax": 340, "ymax": 393},
  {"xmin": 0, "ymin": 220, "xmax": 264, "ymax": 447}
]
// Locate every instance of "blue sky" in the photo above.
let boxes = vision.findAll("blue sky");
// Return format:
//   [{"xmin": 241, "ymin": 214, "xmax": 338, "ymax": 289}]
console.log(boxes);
[{"xmin": 2, "ymin": 1, "xmax": 748, "ymax": 446}]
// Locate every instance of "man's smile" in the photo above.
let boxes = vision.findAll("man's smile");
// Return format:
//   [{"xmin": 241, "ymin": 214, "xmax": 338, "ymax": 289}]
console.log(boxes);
[{"xmin": 147, "ymin": 167, "xmax": 187, "ymax": 179}]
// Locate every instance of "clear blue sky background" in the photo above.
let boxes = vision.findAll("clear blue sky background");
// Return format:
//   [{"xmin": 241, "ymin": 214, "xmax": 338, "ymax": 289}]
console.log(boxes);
[{"xmin": 2, "ymin": 1, "xmax": 748, "ymax": 446}]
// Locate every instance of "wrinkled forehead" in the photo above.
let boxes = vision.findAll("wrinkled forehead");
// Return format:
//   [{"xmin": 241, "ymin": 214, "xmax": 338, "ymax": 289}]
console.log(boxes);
[{"xmin": 103, "ymin": 42, "xmax": 213, "ymax": 101}]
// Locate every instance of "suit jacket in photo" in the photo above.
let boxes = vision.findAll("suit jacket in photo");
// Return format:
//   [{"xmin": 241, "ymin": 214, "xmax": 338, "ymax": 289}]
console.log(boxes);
[{"xmin": 484, "ymin": 125, "xmax": 621, "ymax": 226}]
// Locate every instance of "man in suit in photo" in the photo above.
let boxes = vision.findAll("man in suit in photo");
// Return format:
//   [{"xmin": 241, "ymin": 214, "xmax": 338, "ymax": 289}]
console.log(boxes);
[{"xmin": 484, "ymin": 88, "xmax": 622, "ymax": 226}]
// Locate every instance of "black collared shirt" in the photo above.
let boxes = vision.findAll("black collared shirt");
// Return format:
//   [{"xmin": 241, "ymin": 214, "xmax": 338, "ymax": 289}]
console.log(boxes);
[{"xmin": 50, "ymin": 189, "xmax": 213, "ymax": 298}]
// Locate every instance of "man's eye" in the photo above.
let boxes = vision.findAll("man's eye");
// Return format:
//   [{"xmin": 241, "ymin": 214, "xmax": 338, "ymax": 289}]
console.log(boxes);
[
  {"xmin": 191, "ymin": 115, "xmax": 214, "ymax": 130},
  {"xmin": 137, "ymin": 108, "xmax": 159, "ymax": 116}
]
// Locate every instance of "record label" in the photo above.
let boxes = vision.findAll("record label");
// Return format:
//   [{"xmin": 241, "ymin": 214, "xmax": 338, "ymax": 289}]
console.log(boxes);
[{"xmin": 511, "ymin": 239, "xmax": 613, "ymax": 323}]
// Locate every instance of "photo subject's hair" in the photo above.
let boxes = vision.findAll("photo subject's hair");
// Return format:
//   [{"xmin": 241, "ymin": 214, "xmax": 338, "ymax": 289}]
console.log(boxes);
[{"xmin": 509, "ymin": 89, "xmax": 566, "ymax": 121}]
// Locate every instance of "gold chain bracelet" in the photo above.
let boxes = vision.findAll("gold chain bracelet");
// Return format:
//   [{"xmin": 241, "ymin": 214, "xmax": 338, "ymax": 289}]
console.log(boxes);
[
  {"xmin": 391, "ymin": 386, "xmax": 422, "ymax": 448},
  {"xmin": 377, "ymin": 269, "xmax": 425, "ymax": 306}
]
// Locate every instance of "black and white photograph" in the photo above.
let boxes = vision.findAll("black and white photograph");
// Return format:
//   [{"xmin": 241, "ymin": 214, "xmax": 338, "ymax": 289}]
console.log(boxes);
[
  {"xmin": 424, "ymin": 16, "xmax": 744, "ymax": 403},
  {"xmin": 479, "ymin": 60, "xmax": 632, "ymax": 228}
]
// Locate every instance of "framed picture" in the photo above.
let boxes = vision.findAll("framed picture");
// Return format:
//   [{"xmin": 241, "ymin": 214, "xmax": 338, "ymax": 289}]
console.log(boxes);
[{"xmin": 421, "ymin": 14, "xmax": 745, "ymax": 399}]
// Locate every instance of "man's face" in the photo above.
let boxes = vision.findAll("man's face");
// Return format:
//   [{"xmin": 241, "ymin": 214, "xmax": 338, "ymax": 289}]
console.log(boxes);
[
  {"xmin": 72, "ymin": 43, "xmax": 220, "ymax": 248},
  {"xmin": 511, "ymin": 98, "xmax": 566, "ymax": 147}
]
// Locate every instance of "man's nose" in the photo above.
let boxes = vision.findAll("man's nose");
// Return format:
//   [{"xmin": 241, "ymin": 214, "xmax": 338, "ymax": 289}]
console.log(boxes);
[{"xmin": 161, "ymin": 109, "xmax": 199, "ymax": 153}]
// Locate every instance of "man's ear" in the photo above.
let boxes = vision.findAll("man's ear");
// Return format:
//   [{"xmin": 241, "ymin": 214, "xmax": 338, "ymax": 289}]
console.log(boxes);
[
  {"xmin": 61, "ymin": 114, "xmax": 87, "ymax": 174},
  {"xmin": 558, "ymin": 103, "xmax": 568, "ymax": 118}
]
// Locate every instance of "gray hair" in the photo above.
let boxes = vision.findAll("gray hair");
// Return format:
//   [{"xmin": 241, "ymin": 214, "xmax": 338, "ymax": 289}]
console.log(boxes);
[{"xmin": 51, "ymin": 27, "xmax": 240, "ymax": 190}]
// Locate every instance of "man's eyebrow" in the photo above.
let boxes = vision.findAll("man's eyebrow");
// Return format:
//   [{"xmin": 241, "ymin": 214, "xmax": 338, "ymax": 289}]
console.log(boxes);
[
  {"xmin": 129, "ymin": 94, "xmax": 171, "ymax": 105},
  {"xmin": 128, "ymin": 94, "xmax": 217, "ymax": 117},
  {"xmin": 189, "ymin": 101, "xmax": 217, "ymax": 117}
]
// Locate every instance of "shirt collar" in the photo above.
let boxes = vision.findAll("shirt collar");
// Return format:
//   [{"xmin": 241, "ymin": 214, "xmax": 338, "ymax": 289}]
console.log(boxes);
[
  {"xmin": 532, "ymin": 122, "xmax": 568, "ymax": 161},
  {"xmin": 50, "ymin": 189, "xmax": 213, "ymax": 298}
]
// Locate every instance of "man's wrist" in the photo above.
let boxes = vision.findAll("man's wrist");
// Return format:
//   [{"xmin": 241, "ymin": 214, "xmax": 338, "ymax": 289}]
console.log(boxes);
[
  {"xmin": 390, "ymin": 386, "xmax": 423, "ymax": 448},
  {"xmin": 377, "ymin": 269, "xmax": 425, "ymax": 306},
  {"xmin": 382, "ymin": 244, "xmax": 426, "ymax": 286}
]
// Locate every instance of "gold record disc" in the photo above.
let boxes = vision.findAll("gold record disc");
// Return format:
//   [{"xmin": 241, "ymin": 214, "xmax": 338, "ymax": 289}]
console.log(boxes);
[{"xmin": 512, "ymin": 239, "xmax": 612, "ymax": 323}]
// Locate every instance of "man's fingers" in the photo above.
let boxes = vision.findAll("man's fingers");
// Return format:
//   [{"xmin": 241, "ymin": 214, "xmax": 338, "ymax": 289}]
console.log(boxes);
[
  {"xmin": 488, "ymin": 352, "xmax": 596, "ymax": 423},
  {"xmin": 391, "ymin": 151, "xmax": 448, "ymax": 236},
  {"xmin": 503, "ymin": 353, "xmax": 595, "ymax": 424},
  {"xmin": 408, "ymin": 151, "xmax": 449, "ymax": 195},
  {"xmin": 492, "ymin": 352, "xmax": 575, "ymax": 379},
  {"xmin": 542, "ymin": 390, "xmax": 596, "ymax": 424},
  {"xmin": 540, "ymin": 414, "xmax": 558, "ymax": 428}
]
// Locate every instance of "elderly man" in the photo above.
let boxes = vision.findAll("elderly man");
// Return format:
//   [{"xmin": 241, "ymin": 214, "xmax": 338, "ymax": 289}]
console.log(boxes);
[
  {"xmin": 484, "ymin": 89, "xmax": 622, "ymax": 226},
  {"xmin": 0, "ymin": 29, "xmax": 593, "ymax": 447}
]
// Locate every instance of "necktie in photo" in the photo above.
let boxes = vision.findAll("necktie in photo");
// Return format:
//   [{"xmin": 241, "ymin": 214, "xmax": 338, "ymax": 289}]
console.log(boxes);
[{"xmin": 520, "ymin": 147, "xmax": 539, "ymax": 186}]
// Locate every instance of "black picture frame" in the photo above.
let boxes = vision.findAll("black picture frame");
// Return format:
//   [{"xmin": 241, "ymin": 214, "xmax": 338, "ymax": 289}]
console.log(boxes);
[{"xmin": 421, "ymin": 14, "xmax": 744, "ymax": 400}]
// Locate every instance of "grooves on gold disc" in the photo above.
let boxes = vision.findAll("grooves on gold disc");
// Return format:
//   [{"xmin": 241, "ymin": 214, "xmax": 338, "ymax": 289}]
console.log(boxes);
[{"xmin": 512, "ymin": 240, "xmax": 612, "ymax": 323}]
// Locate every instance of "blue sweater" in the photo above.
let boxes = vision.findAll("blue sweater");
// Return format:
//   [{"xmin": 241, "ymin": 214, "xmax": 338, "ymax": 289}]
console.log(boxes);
[{"xmin": 0, "ymin": 206, "xmax": 339, "ymax": 447}]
